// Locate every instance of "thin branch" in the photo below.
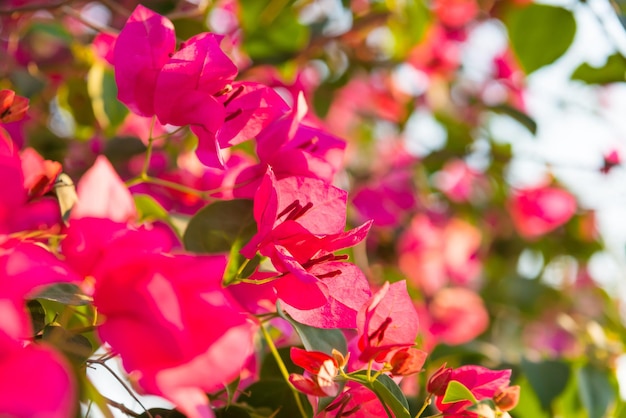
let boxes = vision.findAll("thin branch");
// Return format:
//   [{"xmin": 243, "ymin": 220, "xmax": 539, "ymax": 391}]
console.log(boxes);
[
  {"xmin": 102, "ymin": 396, "xmax": 142, "ymax": 418},
  {"xmin": 60, "ymin": 5, "xmax": 118, "ymax": 34}
]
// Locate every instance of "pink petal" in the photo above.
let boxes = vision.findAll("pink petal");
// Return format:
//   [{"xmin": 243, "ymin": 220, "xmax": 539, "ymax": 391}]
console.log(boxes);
[
  {"xmin": 114, "ymin": 5, "xmax": 176, "ymax": 116},
  {"xmin": 71, "ymin": 155, "xmax": 137, "ymax": 222}
]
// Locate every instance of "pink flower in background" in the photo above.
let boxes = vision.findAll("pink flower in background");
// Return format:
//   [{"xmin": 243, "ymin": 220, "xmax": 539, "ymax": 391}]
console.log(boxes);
[
  {"xmin": 435, "ymin": 159, "xmax": 486, "ymax": 203},
  {"xmin": 601, "ymin": 149, "xmax": 621, "ymax": 174},
  {"xmin": 508, "ymin": 185, "xmax": 577, "ymax": 238},
  {"xmin": 398, "ymin": 215, "xmax": 482, "ymax": 295},
  {"xmin": 0, "ymin": 331, "xmax": 76, "ymax": 418},
  {"xmin": 94, "ymin": 252, "xmax": 257, "ymax": 418},
  {"xmin": 418, "ymin": 287, "xmax": 489, "ymax": 350},
  {"xmin": 432, "ymin": 0, "xmax": 479, "ymax": 28}
]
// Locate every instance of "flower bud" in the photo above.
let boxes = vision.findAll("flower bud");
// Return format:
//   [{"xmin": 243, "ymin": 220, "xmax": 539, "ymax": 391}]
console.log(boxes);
[
  {"xmin": 427, "ymin": 363, "xmax": 453, "ymax": 395},
  {"xmin": 493, "ymin": 385, "xmax": 520, "ymax": 411},
  {"xmin": 389, "ymin": 347, "xmax": 427, "ymax": 376}
]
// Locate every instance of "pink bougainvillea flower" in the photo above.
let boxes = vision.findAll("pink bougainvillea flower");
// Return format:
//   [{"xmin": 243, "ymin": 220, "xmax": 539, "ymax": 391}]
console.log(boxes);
[
  {"xmin": 289, "ymin": 347, "xmax": 344, "ymax": 397},
  {"xmin": 352, "ymin": 163, "xmax": 417, "ymax": 227},
  {"xmin": 434, "ymin": 365, "xmax": 512, "ymax": 415},
  {"xmin": 216, "ymin": 81, "xmax": 290, "ymax": 148},
  {"xmin": 356, "ymin": 281, "xmax": 419, "ymax": 363},
  {"xmin": 114, "ymin": 4, "xmax": 176, "ymax": 117},
  {"xmin": 241, "ymin": 170, "xmax": 372, "ymax": 325},
  {"xmin": 508, "ymin": 185, "xmax": 577, "ymax": 238},
  {"xmin": 94, "ymin": 252, "xmax": 257, "ymax": 418},
  {"xmin": 0, "ymin": 240, "xmax": 80, "ymax": 340},
  {"xmin": 0, "ymin": 89, "xmax": 29, "ymax": 124},
  {"xmin": 71, "ymin": 155, "xmax": 137, "ymax": 222},
  {"xmin": 418, "ymin": 287, "xmax": 489, "ymax": 350},
  {"xmin": 0, "ymin": 330, "xmax": 76, "ymax": 418},
  {"xmin": 234, "ymin": 95, "xmax": 346, "ymax": 196},
  {"xmin": 398, "ymin": 215, "xmax": 482, "ymax": 295},
  {"xmin": 408, "ymin": 24, "xmax": 464, "ymax": 79},
  {"xmin": 92, "ymin": 31, "xmax": 116, "ymax": 65},
  {"xmin": 153, "ymin": 32, "xmax": 238, "ymax": 168}
]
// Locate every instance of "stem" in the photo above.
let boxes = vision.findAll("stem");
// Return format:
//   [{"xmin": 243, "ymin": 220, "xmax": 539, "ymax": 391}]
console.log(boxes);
[
  {"xmin": 60, "ymin": 5, "xmax": 117, "ymax": 33},
  {"xmin": 141, "ymin": 117, "xmax": 157, "ymax": 179},
  {"xmin": 415, "ymin": 394, "xmax": 432, "ymax": 418},
  {"xmin": 102, "ymin": 396, "xmax": 142, "ymax": 418},
  {"xmin": 259, "ymin": 322, "xmax": 309, "ymax": 418}
]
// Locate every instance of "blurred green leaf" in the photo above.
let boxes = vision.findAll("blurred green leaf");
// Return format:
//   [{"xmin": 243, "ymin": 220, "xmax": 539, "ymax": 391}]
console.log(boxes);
[
  {"xmin": 134, "ymin": 194, "xmax": 169, "ymax": 222},
  {"xmin": 577, "ymin": 364, "xmax": 615, "ymax": 418},
  {"xmin": 571, "ymin": 53, "xmax": 626, "ymax": 85},
  {"xmin": 239, "ymin": 0, "xmax": 309, "ymax": 63},
  {"xmin": 505, "ymin": 4, "xmax": 576, "ymax": 74},
  {"xmin": 521, "ymin": 358, "xmax": 571, "ymax": 411},
  {"xmin": 509, "ymin": 377, "xmax": 550, "ymax": 418},
  {"xmin": 27, "ymin": 299, "xmax": 46, "ymax": 335}
]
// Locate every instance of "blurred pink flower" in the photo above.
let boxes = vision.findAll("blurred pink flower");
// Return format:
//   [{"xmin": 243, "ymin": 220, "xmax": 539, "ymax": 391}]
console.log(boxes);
[
  {"xmin": 0, "ymin": 331, "xmax": 76, "ymax": 418},
  {"xmin": 398, "ymin": 215, "xmax": 482, "ymax": 295},
  {"xmin": 435, "ymin": 159, "xmax": 486, "ymax": 203},
  {"xmin": 508, "ymin": 185, "xmax": 577, "ymax": 238},
  {"xmin": 418, "ymin": 287, "xmax": 489, "ymax": 350}
]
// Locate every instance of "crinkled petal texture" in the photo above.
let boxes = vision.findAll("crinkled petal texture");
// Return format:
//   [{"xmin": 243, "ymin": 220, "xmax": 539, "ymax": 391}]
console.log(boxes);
[
  {"xmin": 356, "ymin": 281, "xmax": 419, "ymax": 363},
  {"xmin": 114, "ymin": 4, "xmax": 176, "ymax": 116},
  {"xmin": 0, "ymin": 332, "xmax": 76, "ymax": 418},
  {"xmin": 71, "ymin": 156, "xmax": 137, "ymax": 223},
  {"xmin": 94, "ymin": 253, "xmax": 256, "ymax": 418}
]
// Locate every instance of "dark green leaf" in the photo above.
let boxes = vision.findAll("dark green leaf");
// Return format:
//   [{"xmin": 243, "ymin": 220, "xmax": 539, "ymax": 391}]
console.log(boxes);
[
  {"xmin": 43, "ymin": 325, "xmax": 93, "ymax": 365},
  {"xmin": 521, "ymin": 358, "xmax": 571, "ymax": 411},
  {"xmin": 489, "ymin": 104, "xmax": 537, "ymax": 135},
  {"xmin": 571, "ymin": 53, "xmax": 626, "ymax": 84},
  {"xmin": 137, "ymin": 408, "xmax": 186, "ymax": 418},
  {"xmin": 277, "ymin": 302, "xmax": 347, "ymax": 355},
  {"xmin": 348, "ymin": 370, "xmax": 411, "ymax": 418},
  {"xmin": 505, "ymin": 4, "xmax": 576, "ymax": 74},
  {"xmin": 577, "ymin": 363, "xmax": 615, "ymax": 418},
  {"xmin": 214, "ymin": 405, "xmax": 253, "ymax": 418},
  {"xmin": 27, "ymin": 299, "xmax": 46, "ymax": 335},
  {"xmin": 101, "ymin": 67, "xmax": 129, "ymax": 130},
  {"xmin": 33, "ymin": 283, "xmax": 92, "ymax": 306},
  {"xmin": 259, "ymin": 346, "xmax": 300, "ymax": 379},
  {"xmin": 237, "ymin": 379, "xmax": 313, "ymax": 418},
  {"xmin": 183, "ymin": 199, "xmax": 256, "ymax": 253}
]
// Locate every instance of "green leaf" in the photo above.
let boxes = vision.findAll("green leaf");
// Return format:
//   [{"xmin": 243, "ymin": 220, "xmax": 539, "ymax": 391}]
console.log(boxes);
[
  {"xmin": 489, "ymin": 104, "xmax": 537, "ymax": 135},
  {"xmin": 134, "ymin": 194, "xmax": 169, "ymax": 222},
  {"xmin": 214, "ymin": 405, "xmax": 253, "ymax": 418},
  {"xmin": 571, "ymin": 53, "xmax": 626, "ymax": 85},
  {"xmin": 277, "ymin": 302, "xmax": 347, "ymax": 355},
  {"xmin": 521, "ymin": 358, "xmax": 571, "ymax": 411},
  {"xmin": 577, "ymin": 363, "xmax": 615, "ymax": 418},
  {"xmin": 239, "ymin": 0, "xmax": 309, "ymax": 63},
  {"xmin": 27, "ymin": 299, "xmax": 46, "ymax": 335},
  {"xmin": 183, "ymin": 199, "xmax": 257, "ymax": 282},
  {"xmin": 348, "ymin": 371, "xmax": 411, "ymax": 418},
  {"xmin": 183, "ymin": 199, "xmax": 256, "ymax": 253},
  {"xmin": 510, "ymin": 377, "xmax": 550, "ymax": 418},
  {"xmin": 43, "ymin": 325, "xmax": 93, "ymax": 365},
  {"xmin": 505, "ymin": 4, "xmax": 576, "ymax": 74},
  {"xmin": 33, "ymin": 283, "xmax": 92, "ymax": 306},
  {"xmin": 137, "ymin": 409, "xmax": 186, "ymax": 418},
  {"xmin": 441, "ymin": 380, "xmax": 478, "ymax": 405}
]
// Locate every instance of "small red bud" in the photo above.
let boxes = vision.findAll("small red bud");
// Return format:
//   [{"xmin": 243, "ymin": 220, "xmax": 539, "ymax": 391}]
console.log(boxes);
[
  {"xmin": 427, "ymin": 363, "xmax": 453, "ymax": 395},
  {"xmin": 389, "ymin": 347, "xmax": 427, "ymax": 376},
  {"xmin": 493, "ymin": 385, "xmax": 520, "ymax": 411}
]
